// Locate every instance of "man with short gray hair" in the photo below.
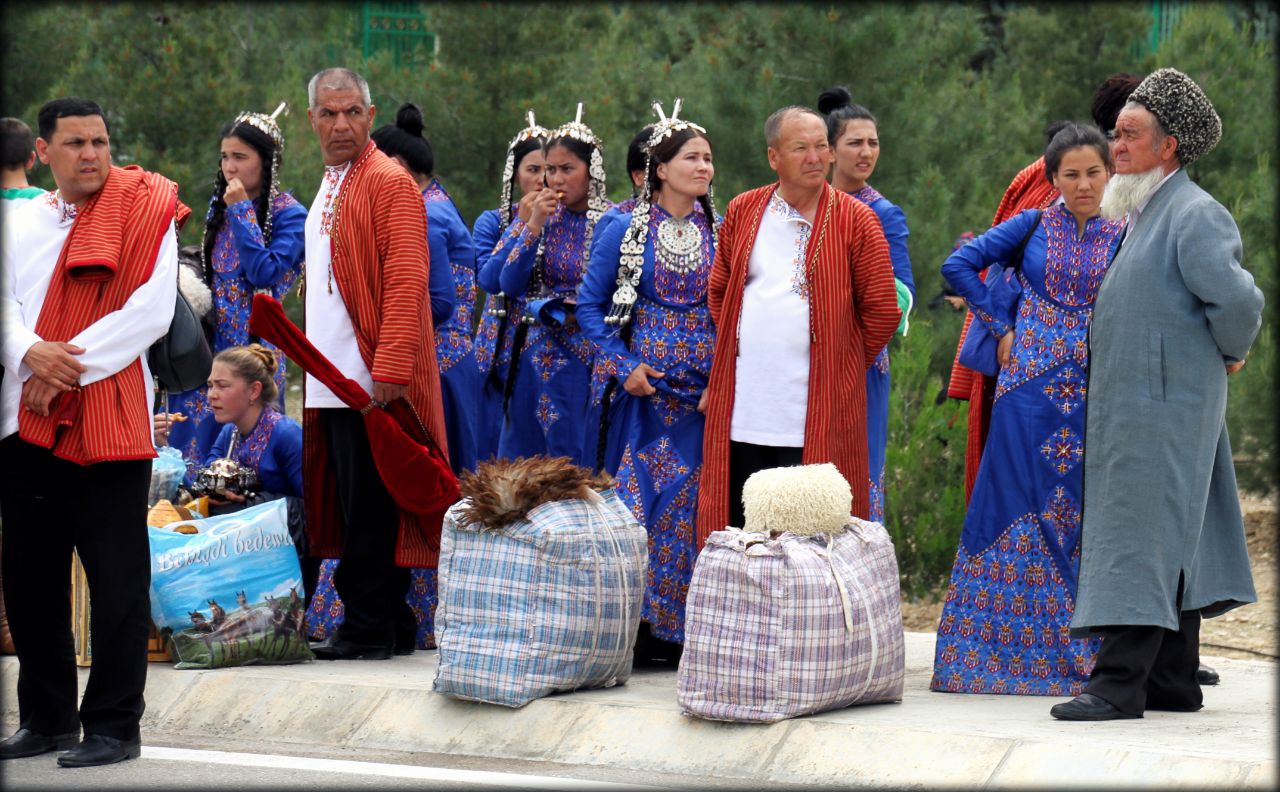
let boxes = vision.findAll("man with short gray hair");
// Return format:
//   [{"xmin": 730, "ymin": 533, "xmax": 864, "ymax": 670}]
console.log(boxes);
[
  {"xmin": 299, "ymin": 68, "xmax": 451, "ymax": 661},
  {"xmin": 695, "ymin": 105, "xmax": 900, "ymax": 543}
]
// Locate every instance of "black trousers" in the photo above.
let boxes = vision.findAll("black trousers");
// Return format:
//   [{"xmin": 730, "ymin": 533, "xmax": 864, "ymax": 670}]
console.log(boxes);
[
  {"xmin": 1083, "ymin": 576, "xmax": 1203, "ymax": 716},
  {"xmin": 0, "ymin": 435, "xmax": 152, "ymax": 741},
  {"xmin": 320, "ymin": 409, "xmax": 413, "ymax": 648},
  {"xmin": 727, "ymin": 441, "xmax": 804, "ymax": 529}
]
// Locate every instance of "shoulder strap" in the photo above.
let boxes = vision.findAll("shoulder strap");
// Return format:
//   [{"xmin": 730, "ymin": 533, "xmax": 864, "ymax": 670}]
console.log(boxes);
[{"xmin": 1008, "ymin": 209, "xmax": 1042, "ymax": 273}]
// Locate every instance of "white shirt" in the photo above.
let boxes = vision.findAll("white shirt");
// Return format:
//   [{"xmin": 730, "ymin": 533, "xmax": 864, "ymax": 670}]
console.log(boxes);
[
  {"xmin": 1, "ymin": 191, "xmax": 177, "ymax": 440},
  {"xmin": 304, "ymin": 162, "xmax": 373, "ymax": 408},
  {"xmin": 731, "ymin": 191, "xmax": 813, "ymax": 447}
]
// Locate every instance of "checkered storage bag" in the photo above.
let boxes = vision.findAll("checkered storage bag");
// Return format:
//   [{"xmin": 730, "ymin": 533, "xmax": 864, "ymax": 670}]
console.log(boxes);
[
  {"xmin": 433, "ymin": 488, "xmax": 647, "ymax": 708},
  {"xmin": 677, "ymin": 518, "xmax": 906, "ymax": 723}
]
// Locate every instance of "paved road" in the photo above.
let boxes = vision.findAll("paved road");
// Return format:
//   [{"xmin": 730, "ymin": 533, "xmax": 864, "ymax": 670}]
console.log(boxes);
[{"xmin": 1, "ymin": 735, "xmax": 819, "ymax": 791}]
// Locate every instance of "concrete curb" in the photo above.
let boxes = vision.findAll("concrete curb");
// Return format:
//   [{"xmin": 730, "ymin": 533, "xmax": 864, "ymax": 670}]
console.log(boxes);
[{"xmin": 3, "ymin": 632, "xmax": 1275, "ymax": 788}]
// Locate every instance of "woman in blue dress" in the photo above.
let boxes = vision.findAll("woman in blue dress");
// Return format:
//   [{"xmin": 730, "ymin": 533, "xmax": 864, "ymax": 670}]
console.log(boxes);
[
  {"xmin": 372, "ymin": 102, "xmax": 476, "ymax": 473},
  {"xmin": 578, "ymin": 101, "xmax": 716, "ymax": 660},
  {"xmin": 154, "ymin": 345, "xmax": 313, "ymax": 602},
  {"xmin": 819, "ymin": 87, "xmax": 915, "ymax": 523},
  {"xmin": 931, "ymin": 123, "xmax": 1122, "ymax": 697},
  {"xmin": 474, "ymin": 113, "xmax": 547, "ymax": 462},
  {"xmin": 165, "ymin": 106, "xmax": 306, "ymax": 484},
  {"xmin": 487, "ymin": 105, "xmax": 610, "ymax": 466}
]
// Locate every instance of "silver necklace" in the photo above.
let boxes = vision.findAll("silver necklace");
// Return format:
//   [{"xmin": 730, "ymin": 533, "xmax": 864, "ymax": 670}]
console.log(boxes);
[{"xmin": 655, "ymin": 214, "xmax": 702, "ymax": 274}]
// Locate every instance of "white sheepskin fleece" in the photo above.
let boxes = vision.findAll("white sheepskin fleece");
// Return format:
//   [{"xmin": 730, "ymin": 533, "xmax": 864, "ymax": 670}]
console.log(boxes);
[
  {"xmin": 742, "ymin": 463, "xmax": 852, "ymax": 536},
  {"xmin": 178, "ymin": 264, "xmax": 213, "ymax": 319}
]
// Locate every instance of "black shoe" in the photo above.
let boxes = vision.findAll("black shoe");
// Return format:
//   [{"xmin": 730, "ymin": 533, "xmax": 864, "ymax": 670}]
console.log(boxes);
[
  {"xmin": 1145, "ymin": 699, "xmax": 1204, "ymax": 712},
  {"xmin": 0, "ymin": 728, "xmax": 80, "ymax": 760},
  {"xmin": 1196, "ymin": 663, "xmax": 1220, "ymax": 686},
  {"xmin": 56, "ymin": 734, "xmax": 141, "ymax": 768},
  {"xmin": 1049, "ymin": 693, "xmax": 1141, "ymax": 721},
  {"xmin": 309, "ymin": 636, "xmax": 391, "ymax": 661}
]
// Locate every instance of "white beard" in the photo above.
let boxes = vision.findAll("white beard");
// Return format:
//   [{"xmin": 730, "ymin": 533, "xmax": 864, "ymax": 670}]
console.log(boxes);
[{"xmin": 1100, "ymin": 167, "xmax": 1166, "ymax": 221}]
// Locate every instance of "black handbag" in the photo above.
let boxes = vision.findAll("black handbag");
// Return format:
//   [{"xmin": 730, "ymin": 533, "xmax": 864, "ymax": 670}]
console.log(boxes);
[{"xmin": 149, "ymin": 282, "xmax": 213, "ymax": 393}]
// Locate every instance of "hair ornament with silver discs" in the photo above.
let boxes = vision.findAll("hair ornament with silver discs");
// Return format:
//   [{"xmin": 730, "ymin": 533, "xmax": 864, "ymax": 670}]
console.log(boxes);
[
  {"xmin": 488, "ymin": 110, "xmax": 549, "ymax": 319},
  {"xmin": 605, "ymin": 98, "xmax": 713, "ymax": 326}
]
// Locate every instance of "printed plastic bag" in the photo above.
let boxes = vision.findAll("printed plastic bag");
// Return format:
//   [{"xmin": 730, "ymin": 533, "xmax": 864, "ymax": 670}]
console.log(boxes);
[
  {"xmin": 149, "ymin": 446, "xmax": 188, "ymax": 507},
  {"xmin": 148, "ymin": 499, "xmax": 312, "ymax": 669}
]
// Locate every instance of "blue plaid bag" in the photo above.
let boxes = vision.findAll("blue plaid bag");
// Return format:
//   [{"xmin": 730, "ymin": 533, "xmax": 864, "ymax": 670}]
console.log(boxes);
[{"xmin": 433, "ymin": 487, "xmax": 646, "ymax": 707}]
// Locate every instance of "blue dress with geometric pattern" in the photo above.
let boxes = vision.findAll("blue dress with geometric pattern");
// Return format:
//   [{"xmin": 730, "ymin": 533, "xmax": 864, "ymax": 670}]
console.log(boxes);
[
  {"xmin": 490, "ymin": 204, "xmax": 606, "ymax": 467},
  {"xmin": 849, "ymin": 185, "xmax": 914, "ymax": 523},
  {"xmin": 577, "ymin": 205, "xmax": 715, "ymax": 644},
  {"xmin": 472, "ymin": 206, "xmax": 526, "ymax": 463},
  {"xmin": 931, "ymin": 204, "xmax": 1122, "ymax": 696},
  {"xmin": 423, "ymin": 179, "xmax": 479, "ymax": 474}
]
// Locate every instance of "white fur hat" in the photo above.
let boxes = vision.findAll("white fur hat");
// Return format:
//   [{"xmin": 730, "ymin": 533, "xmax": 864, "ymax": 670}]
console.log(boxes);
[{"xmin": 742, "ymin": 463, "xmax": 852, "ymax": 536}]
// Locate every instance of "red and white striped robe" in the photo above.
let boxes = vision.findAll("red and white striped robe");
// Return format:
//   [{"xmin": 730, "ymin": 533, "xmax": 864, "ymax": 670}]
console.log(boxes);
[
  {"xmin": 19, "ymin": 165, "xmax": 179, "ymax": 464},
  {"xmin": 945, "ymin": 156, "xmax": 1059, "ymax": 503},
  {"xmin": 695, "ymin": 182, "xmax": 900, "ymax": 545},
  {"xmin": 302, "ymin": 141, "xmax": 451, "ymax": 568}
]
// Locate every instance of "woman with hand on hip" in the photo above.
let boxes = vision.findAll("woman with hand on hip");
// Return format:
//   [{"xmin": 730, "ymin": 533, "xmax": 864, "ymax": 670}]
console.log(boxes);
[{"xmin": 931, "ymin": 123, "xmax": 1122, "ymax": 697}]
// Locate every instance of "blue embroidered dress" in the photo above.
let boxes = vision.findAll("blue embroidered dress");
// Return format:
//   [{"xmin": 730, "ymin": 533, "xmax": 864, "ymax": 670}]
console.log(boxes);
[
  {"xmin": 205, "ymin": 407, "xmax": 304, "ymax": 498},
  {"xmin": 167, "ymin": 194, "xmax": 306, "ymax": 483},
  {"xmin": 473, "ymin": 207, "xmax": 525, "ymax": 462},
  {"xmin": 578, "ymin": 205, "xmax": 715, "ymax": 643},
  {"xmin": 849, "ymin": 185, "xmax": 914, "ymax": 523},
  {"xmin": 424, "ymin": 179, "xmax": 479, "ymax": 474},
  {"xmin": 931, "ymin": 205, "xmax": 1122, "ymax": 696},
  {"xmin": 491, "ymin": 203, "xmax": 606, "ymax": 466}
]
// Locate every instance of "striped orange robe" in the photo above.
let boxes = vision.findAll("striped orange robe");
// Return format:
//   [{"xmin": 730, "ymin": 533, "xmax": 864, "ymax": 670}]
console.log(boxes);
[
  {"xmin": 696, "ymin": 182, "xmax": 901, "ymax": 545},
  {"xmin": 945, "ymin": 156, "xmax": 1059, "ymax": 503},
  {"xmin": 302, "ymin": 141, "xmax": 451, "ymax": 568},
  {"xmin": 19, "ymin": 165, "xmax": 179, "ymax": 464}
]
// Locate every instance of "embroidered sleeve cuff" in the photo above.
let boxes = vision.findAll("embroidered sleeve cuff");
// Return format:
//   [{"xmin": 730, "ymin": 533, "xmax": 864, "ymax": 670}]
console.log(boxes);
[{"xmin": 227, "ymin": 199, "xmax": 258, "ymax": 225}]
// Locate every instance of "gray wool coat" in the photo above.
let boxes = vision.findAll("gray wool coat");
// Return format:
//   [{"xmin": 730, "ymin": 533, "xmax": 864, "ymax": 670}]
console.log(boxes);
[{"xmin": 1071, "ymin": 169, "xmax": 1264, "ymax": 636}]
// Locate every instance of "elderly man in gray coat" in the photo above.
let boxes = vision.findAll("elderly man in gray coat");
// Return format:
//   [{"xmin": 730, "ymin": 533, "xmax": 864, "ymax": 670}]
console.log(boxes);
[{"xmin": 1050, "ymin": 68, "xmax": 1265, "ymax": 722}]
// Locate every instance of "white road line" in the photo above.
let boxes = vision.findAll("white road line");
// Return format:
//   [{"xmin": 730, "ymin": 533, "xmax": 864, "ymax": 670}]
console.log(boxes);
[{"xmin": 141, "ymin": 746, "xmax": 671, "ymax": 790}]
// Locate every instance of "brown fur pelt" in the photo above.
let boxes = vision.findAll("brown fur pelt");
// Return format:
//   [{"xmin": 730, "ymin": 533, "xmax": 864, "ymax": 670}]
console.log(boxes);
[{"xmin": 456, "ymin": 456, "xmax": 615, "ymax": 530}]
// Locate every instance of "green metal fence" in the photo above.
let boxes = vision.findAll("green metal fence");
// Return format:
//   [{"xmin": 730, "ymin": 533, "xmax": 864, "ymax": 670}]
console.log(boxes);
[{"xmin": 362, "ymin": 1, "xmax": 437, "ymax": 66}]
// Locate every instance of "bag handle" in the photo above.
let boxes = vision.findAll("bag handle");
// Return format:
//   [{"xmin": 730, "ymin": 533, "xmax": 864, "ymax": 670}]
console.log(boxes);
[{"xmin": 1005, "ymin": 209, "xmax": 1042, "ymax": 275}]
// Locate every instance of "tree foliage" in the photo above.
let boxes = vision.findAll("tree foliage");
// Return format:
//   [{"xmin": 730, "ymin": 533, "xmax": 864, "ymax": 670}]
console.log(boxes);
[{"xmin": 3, "ymin": 1, "xmax": 1274, "ymax": 592}]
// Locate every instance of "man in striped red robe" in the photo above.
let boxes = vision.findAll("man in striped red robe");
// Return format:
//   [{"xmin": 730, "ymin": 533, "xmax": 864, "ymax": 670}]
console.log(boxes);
[
  {"xmin": 0, "ymin": 98, "xmax": 182, "ymax": 767},
  {"xmin": 696, "ymin": 106, "xmax": 900, "ymax": 544},
  {"xmin": 301, "ymin": 68, "xmax": 449, "ymax": 661}
]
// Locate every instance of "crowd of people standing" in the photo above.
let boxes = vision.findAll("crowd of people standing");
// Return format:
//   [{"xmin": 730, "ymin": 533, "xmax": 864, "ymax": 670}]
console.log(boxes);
[{"xmin": 0, "ymin": 62, "xmax": 1264, "ymax": 767}]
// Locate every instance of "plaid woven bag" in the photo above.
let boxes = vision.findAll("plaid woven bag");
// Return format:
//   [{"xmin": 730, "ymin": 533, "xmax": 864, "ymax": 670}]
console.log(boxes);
[
  {"xmin": 433, "ymin": 488, "xmax": 647, "ymax": 707},
  {"xmin": 677, "ymin": 518, "xmax": 905, "ymax": 723}
]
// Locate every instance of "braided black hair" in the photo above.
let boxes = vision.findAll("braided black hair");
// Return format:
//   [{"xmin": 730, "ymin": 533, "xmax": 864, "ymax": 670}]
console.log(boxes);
[{"xmin": 202, "ymin": 121, "xmax": 277, "ymax": 287}]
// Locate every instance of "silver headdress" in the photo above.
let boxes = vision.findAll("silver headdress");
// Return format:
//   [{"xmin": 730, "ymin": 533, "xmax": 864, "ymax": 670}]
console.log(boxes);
[
  {"xmin": 487, "ymin": 110, "xmax": 549, "ymax": 320},
  {"xmin": 605, "ymin": 98, "xmax": 714, "ymax": 326},
  {"xmin": 231, "ymin": 101, "xmax": 289, "ymax": 244},
  {"xmin": 523, "ymin": 103, "xmax": 605, "ymax": 323},
  {"xmin": 499, "ymin": 109, "xmax": 549, "ymax": 230},
  {"xmin": 550, "ymin": 102, "xmax": 609, "ymax": 230}
]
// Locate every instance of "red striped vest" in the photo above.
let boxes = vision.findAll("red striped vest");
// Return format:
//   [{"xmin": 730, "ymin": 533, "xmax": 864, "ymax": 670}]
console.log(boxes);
[{"xmin": 19, "ymin": 165, "xmax": 179, "ymax": 464}]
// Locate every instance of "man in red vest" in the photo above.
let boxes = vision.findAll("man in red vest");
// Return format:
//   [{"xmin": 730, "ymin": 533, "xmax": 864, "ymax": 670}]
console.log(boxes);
[
  {"xmin": 696, "ymin": 106, "xmax": 900, "ymax": 542},
  {"xmin": 300, "ymin": 68, "xmax": 450, "ymax": 661},
  {"xmin": 0, "ymin": 98, "xmax": 180, "ymax": 767}
]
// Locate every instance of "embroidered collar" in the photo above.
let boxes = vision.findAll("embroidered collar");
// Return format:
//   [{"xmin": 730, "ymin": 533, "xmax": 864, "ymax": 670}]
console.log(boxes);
[
  {"xmin": 44, "ymin": 190, "xmax": 78, "ymax": 224},
  {"xmin": 768, "ymin": 190, "xmax": 811, "ymax": 226}
]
